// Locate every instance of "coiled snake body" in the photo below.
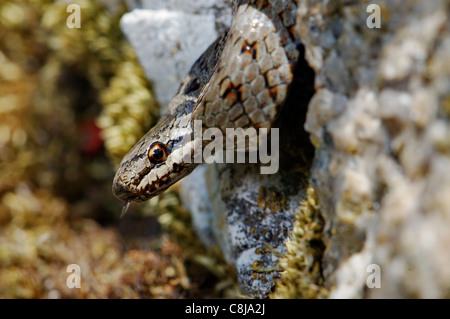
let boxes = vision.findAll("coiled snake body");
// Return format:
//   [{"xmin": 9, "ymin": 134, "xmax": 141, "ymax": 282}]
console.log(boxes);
[{"xmin": 113, "ymin": 0, "xmax": 301, "ymax": 206}]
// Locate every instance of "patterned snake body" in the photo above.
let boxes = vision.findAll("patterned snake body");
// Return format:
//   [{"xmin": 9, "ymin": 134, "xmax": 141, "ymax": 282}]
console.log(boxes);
[{"xmin": 113, "ymin": 0, "xmax": 300, "ymax": 204}]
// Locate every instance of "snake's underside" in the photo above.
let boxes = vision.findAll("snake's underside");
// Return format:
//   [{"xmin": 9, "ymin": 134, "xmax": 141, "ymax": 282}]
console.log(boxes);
[{"xmin": 113, "ymin": 0, "xmax": 301, "ymax": 204}]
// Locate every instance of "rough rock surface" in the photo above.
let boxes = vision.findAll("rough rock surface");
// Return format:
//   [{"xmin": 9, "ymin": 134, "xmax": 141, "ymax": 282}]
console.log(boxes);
[
  {"xmin": 121, "ymin": 0, "xmax": 232, "ymax": 105},
  {"xmin": 121, "ymin": 0, "xmax": 450, "ymax": 298},
  {"xmin": 299, "ymin": 0, "xmax": 450, "ymax": 298}
]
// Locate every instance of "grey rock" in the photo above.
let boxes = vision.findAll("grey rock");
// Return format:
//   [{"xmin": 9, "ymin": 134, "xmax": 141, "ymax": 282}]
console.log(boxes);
[{"xmin": 120, "ymin": 1, "xmax": 232, "ymax": 105}]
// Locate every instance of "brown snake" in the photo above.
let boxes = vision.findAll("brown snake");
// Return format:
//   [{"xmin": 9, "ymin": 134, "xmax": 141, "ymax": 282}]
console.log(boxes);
[{"xmin": 112, "ymin": 0, "xmax": 301, "ymax": 209}]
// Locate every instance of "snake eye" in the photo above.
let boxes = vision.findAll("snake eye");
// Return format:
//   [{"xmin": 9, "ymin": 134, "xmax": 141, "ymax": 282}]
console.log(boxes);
[{"xmin": 148, "ymin": 142, "xmax": 168, "ymax": 164}]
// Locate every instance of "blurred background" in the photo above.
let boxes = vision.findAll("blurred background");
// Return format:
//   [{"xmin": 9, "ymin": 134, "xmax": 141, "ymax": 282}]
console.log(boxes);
[{"xmin": 0, "ymin": 0, "xmax": 238, "ymax": 298}]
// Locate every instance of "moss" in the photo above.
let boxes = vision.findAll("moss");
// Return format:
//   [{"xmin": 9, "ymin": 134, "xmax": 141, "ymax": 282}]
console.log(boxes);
[
  {"xmin": 135, "ymin": 190, "xmax": 242, "ymax": 298},
  {"xmin": 271, "ymin": 187, "xmax": 328, "ymax": 299},
  {"xmin": 98, "ymin": 60, "xmax": 159, "ymax": 165}
]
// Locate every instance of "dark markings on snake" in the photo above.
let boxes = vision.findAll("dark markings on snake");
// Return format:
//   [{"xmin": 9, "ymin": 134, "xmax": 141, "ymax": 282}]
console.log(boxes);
[
  {"xmin": 167, "ymin": 136, "xmax": 184, "ymax": 153},
  {"xmin": 269, "ymin": 87, "xmax": 278, "ymax": 100},
  {"xmin": 130, "ymin": 152, "xmax": 147, "ymax": 164},
  {"xmin": 185, "ymin": 78, "xmax": 200, "ymax": 95},
  {"xmin": 137, "ymin": 166, "xmax": 152, "ymax": 180},
  {"xmin": 241, "ymin": 40, "xmax": 256, "ymax": 59}
]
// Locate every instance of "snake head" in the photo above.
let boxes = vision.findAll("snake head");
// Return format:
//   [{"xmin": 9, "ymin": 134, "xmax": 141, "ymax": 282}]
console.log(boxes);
[{"xmin": 112, "ymin": 112, "xmax": 197, "ymax": 203}]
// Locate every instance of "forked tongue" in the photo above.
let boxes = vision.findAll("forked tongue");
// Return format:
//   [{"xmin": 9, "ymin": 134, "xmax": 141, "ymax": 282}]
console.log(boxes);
[{"xmin": 121, "ymin": 200, "xmax": 132, "ymax": 218}]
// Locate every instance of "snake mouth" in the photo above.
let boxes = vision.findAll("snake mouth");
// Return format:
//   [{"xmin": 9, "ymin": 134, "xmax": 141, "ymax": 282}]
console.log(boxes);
[
  {"xmin": 112, "ymin": 184, "xmax": 129, "ymax": 201},
  {"xmin": 112, "ymin": 177, "xmax": 139, "ymax": 202},
  {"xmin": 112, "ymin": 176, "xmax": 154, "ymax": 203}
]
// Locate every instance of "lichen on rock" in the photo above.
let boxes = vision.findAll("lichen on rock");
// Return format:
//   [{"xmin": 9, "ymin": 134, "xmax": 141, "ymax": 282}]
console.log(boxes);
[{"xmin": 298, "ymin": 0, "xmax": 450, "ymax": 298}]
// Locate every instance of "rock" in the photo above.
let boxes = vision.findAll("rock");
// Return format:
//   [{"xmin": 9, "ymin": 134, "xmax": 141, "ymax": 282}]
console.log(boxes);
[
  {"xmin": 298, "ymin": 0, "xmax": 450, "ymax": 298},
  {"xmin": 120, "ymin": 0, "xmax": 232, "ymax": 105},
  {"xmin": 178, "ymin": 164, "xmax": 216, "ymax": 247}
]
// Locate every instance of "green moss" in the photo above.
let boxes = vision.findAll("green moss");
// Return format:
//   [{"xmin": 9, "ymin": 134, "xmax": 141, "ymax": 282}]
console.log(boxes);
[
  {"xmin": 271, "ymin": 187, "xmax": 328, "ymax": 299},
  {"xmin": 98, "ymin": 60, "xmax": 159, "ymax": 165},
  {"xmin": 142, "ymin": 190, "xmax": 242, "ymax": 298}
]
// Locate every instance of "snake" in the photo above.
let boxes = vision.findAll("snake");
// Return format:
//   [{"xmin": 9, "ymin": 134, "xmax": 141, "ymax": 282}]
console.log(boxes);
[{"xmin": 112, "ymin": 0, "xmax": 301, "ymax": 211}]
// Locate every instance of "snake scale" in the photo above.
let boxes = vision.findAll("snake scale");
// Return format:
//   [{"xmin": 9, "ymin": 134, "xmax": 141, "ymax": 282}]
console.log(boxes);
[{"xmin": 113, "ymin": 0, "xmax": 301, "ymax": 208}]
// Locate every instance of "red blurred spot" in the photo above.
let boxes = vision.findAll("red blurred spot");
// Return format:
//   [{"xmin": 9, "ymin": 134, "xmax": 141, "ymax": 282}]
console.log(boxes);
[{"xmin": 79, "ymin": 119, "xmax": 103, "ymax": 156}]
